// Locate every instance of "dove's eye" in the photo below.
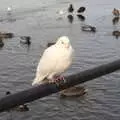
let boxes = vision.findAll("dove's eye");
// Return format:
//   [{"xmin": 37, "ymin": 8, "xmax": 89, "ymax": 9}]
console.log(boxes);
[{"xmin": 61, "ymin": 41, "xmax": 64, "ymax": 44}]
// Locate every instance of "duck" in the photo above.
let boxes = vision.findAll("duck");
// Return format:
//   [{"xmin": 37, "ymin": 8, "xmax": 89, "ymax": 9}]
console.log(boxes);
[
  {"xmin": 68, "ymin": 4, "xmax": 74, "ymax": 13},
  {"xmin": 20, "ymin": 36, "xmax": 31, "ymax": 45},
  {"xmin": 60, "ymin": 86, "xmax": 87, "ymax": 97},
  {"xmin": 112, "ymin": 8, "xmax": 120, "ymax": 16},
  {"xmin": 15, "ymin": 104, "xmax": 29, "ymax": 112},
  {"xmin": 112, "ymin": 30, "xmax": 120, "ymax": 39},
  {"xmin": 0, "ymin": 32, "xmax": 14, "ymax": 39},
  {"xmin": 81, "ymin": 25, "xmax": 96, "ymax": 32},
  {"xmin": 77, "ymin": 7, "xmax": 86, "ymax": 13},
  {"xmin": 57, "ymin": 9, "xmax": 65, "ymax": 15}
]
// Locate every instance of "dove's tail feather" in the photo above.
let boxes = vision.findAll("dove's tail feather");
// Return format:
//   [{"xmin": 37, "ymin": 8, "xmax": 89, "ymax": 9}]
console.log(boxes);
[{"xmin": 32, "ymin": 75, "xmax": 46, "ymax": 86}]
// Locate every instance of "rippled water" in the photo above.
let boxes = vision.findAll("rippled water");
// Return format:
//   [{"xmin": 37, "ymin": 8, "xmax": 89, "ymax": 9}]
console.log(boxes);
[{"xmin": 0, "ymin": 0, "xmax": 120, "ymax": 120}]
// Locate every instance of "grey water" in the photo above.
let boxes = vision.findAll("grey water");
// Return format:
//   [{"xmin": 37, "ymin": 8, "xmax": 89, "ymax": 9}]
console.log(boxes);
[{"xmin": 0, "ymin": 0, "xmax": 120, "ymax": 120}]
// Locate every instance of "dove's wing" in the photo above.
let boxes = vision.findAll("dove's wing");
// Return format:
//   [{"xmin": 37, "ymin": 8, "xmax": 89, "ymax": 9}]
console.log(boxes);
[{"xmin": 32, "ymin": 45, "xmax": 61, "ymax": 85}]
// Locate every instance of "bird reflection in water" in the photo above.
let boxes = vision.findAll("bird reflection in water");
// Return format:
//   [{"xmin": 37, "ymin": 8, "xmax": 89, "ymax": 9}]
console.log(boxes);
[
  {"xmin": 112, "ymin": 17, "xmax": 119, "ymax": 25},
  {"xmin": 77, "ymin": 14, "xmax": 85, "ymax": 21},
  {"xmin": 67, "ymin": 14, "xmax": 74, "ymax": 23},
  {"xmin": 0, "ymin": 37, "xmax": 4, "ymax": 48}
]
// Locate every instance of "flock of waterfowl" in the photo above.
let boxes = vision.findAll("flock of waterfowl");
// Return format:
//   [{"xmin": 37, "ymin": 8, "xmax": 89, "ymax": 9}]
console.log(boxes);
[
  {"xmin": 67, "ymin": 4, "xmax": 86, "ymax": 23},
  {"xmin": 67, "ymin": 4, "xmax": 120, "ymax": 36},
  {"xmin": 0, "ymin": 31, "xmax": 31, "ymax": 48},
  {"xmin": 65, "ymin": 4, "xmax": 97, "ymax": 32},
  {"xmin": 0, "ymin": 7, "xmax": 31, "ymax": 48},
  {"xmin": 0, "ymin": 5, "xmax": 119, "ymax": 50}
]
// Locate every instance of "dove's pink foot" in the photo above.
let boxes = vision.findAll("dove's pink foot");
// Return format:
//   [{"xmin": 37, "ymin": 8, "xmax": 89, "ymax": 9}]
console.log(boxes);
[
  {"xmin": 49, "ymin": 75, "xmax": 65, "ymax": 84},
  {"xmin": 54, "ymin": 75, "xmax": 65, "ymax": 82}
]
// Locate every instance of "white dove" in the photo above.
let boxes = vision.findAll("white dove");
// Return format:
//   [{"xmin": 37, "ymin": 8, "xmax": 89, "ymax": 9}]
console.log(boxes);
[{"xmin": 32, "ymin": 36, "xmax": 74, "ymax": 86}]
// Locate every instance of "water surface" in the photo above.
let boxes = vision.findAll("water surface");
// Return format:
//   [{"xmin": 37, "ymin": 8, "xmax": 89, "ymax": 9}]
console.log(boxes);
[{"xmin": 0, "ymin": 0, "xmax": 120, "ymax": 120}]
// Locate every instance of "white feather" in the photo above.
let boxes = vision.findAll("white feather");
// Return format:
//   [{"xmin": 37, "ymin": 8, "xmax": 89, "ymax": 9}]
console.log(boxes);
[{"xmin": 32, "ymin": 36, "xmax": 74, "ymax": 86}]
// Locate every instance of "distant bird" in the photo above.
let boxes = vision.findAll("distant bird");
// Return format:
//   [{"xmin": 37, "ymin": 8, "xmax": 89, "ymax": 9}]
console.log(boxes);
[
  {"xmin": 7, "ymin": 7, "xmax": 12, "ymax": 15},
  {"xmin": 0, "ymin": 37, "xmax": 4, "ymax": 48},
  {"xmin": 112, "ymin": 8, "xmax": 120, "ymax": 16},
  {"xmin": 7, "ymin": 7, "xmax": 12, "ymax": 12},
  {"xmin": 32, "ymin": 36, "xmax": 74, "ymax": 86},
  {"xmin": 77, "ymin": 7, "xmax": 86, "ymax": 13},
  {"xmin": 81, "ymin": 25, "xmax": 96, "ymax": 32},
  {"xmin": 112, "ymin": 30, "xmax": 120, "ymax": 39},
  {"xmin": 60, "ymin": 86, "xmax": 87, "ymax": 97},
  {"xmin": 20, "ymin": 36, "xmax": 31, "ymax": 45},
  {"xmin": 57, "ymin": 10, "xmax": 65, "ymax": 15},
  {"xmin": 0, "ymin": 32, "xmax": 14, "ymax": 39},
  {"xmin": 15, "ymin": 104, "xmax": 29, "ymax": 112},
  {"xmin": 56, "ymin": 9, "xmax": 66, "ymax": 19},
  {"xmin": 68, "ymin": 4, "xmax": 74, "ymax": 13}
]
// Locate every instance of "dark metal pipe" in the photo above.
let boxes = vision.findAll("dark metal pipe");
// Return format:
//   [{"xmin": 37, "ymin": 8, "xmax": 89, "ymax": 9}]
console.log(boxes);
[{"xmin": 0, "ymin": 59, "xmax": 120, "ymax": 112}]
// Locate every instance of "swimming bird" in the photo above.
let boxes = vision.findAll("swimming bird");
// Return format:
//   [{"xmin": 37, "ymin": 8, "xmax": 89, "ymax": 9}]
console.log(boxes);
[
  {"xmin": 81, "ymin": 25, "xmax": 96, "ymax": 32},
  {"xmin": 112, "ymin": 30, "xmax": 120, "ymax": 39},
  {"xmin": 7, "ymin": 7, "xmax": 12, "ymax": 15},
  {"xmin": 112, "ymin": 8, "xmax": 120, "ymax": 16},
  {"xmin": 20, "ymin": 36, "xmax": 31, "ymax": 45},
  {"xmin": 57, "ymin": 9, "xmax": 65, "ymax": 15},
  {"xmin": 77, "ymin": 7, "xmax": 86, "ymax": 13},
  {"xmin": 32, "ymin": 36, "xmax": 74, "ymax": 86},
  {"xmin": 56, "ymin": 9, "xmax": 66, "ymax": 19},
  {"xmin": 68, "ymin": 4, "xmax": 74, "ymax": 13}
]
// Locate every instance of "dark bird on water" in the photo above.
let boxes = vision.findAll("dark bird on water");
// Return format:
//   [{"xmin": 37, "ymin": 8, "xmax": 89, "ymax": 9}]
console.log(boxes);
[
  {"xmin": 60, "ymin": 86, "xmax": 87, "ymax": 97},
  {"xmin": 112, "ymin": 8, "xmax": 120, "ymax": 16},
  {"xmin": 68, "ymin": 4, "xmax": 74, "ymax": 13},
  {"xmin": 112, "ymin": 30, "xmax": 120, "ymax": 39},
  {"xmin": 77, "ymin": 7, "xmax": 86, "ymax": 13},
  {"xmin": 20, "ymin": 36, "xmax": 31, "ymax": 45},
  {"xmin": 81, "ymin": 25, "xmax": 96, "ymax": 32},
  {"xmin": 0, "ymin": 32, "xmax": 14, "ymax": 39},
  {"xmin": 15, "ymin": 104, "xmax": 29, "ymax": 112}
]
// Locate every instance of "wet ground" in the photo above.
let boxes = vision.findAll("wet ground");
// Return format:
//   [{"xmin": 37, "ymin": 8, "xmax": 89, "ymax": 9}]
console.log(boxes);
[{"xmin": 0, "ymin": 0, "xmax": 120, "ymax": 120}]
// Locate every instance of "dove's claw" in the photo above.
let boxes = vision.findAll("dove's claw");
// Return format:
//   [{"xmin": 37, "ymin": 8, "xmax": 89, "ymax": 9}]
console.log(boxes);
[
  {"xmin": 49, "ymin": 75, "xmax": 66, "ymax": 85},
  {"xmin": 54, "ymin": 75, "xmax": 65, "ymax": 83}
]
